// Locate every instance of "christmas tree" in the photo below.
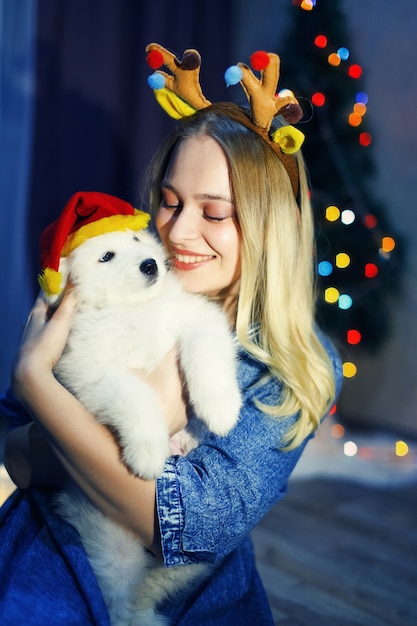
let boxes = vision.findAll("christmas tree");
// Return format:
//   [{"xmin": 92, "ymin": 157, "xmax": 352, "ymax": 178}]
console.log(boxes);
[{"xmin": 278, "ymin": 0, "xmax": 403, "ymax": 374}]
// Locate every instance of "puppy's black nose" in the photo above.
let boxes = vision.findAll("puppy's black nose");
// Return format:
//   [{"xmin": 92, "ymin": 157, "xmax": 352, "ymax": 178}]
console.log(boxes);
[{"xmin": 140, "ymin": 258, "xmax": 158, "ymax": 276}]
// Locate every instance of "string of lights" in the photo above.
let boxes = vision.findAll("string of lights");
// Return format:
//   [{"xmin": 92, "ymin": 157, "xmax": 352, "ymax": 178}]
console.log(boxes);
[{"xmin": 288, "ymin": 1, "xmax": 413, "ymax": 467}]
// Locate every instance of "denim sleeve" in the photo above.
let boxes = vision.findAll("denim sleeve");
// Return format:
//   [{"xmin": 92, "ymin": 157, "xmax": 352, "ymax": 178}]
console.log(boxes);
[
  {"xmin": 0, "ymin": 388, "xmax": 32, "ymax": 427},
  {"xmin": 156, "ymin": 339, "xmax": 343, "ymax": 567},
  {"xmin": 157, "ymin": 419, "xmax": 308, "ymax": 566}
]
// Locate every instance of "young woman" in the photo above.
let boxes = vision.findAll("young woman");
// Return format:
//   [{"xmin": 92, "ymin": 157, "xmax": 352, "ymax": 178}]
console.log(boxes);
[{"xmin": 0, "ymin": 84, "xmax": 342, "ymax": 623}]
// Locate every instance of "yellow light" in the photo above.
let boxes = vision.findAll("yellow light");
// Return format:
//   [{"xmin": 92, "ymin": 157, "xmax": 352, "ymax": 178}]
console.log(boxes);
[
  {"xmin": 382, "ymin": 236, "xmax": 396, "ymax": 252},
  {"xmin": 324, "ymin": 287, "xmax": 339, "ymax": 303},
  {"xmin": 354, "ymin": 102, "xmax": 367, "ymax": 116},
  {"xmin": 328, "ymin": 52, "xmax": 341, "ymax": 67},
  {"xmin": 325, "ymin": 205, "xmax": 340, "ymax": 221},
  {"xmin": 343, "ymin": 362, "xmax": 357, "ymax": 378},
  {"xmin": 396, "ymin": 441, "xmax": 409, "ymax": 457},
  {"xmin": 301, "ymin": 0, "xmax": 314, "ymax": 10},
  {"xmin": 335, "ymin": 252, "xmax": 351, "ymax": 268}
]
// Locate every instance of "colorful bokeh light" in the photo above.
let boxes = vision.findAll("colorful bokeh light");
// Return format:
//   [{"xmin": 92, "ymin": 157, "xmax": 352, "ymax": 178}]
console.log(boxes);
[
  {"xmin": 318, "ymin": 260, "xmax": 333, "ymax": 276},
  {"xmin": 359, "ymin": 132, "xmax": 372, "ymax": 146},
  {"xmin": 344, "ymin": 441, "xmax": 358, "ymax": 456},
  {"xmin": 396, "ymin": 441, "xmax": 409, "ymax": 457},
  {"xmin": 331, "ymin": 423, "xmax": 345, "ymax": 438},
  {"xmin": 336, "ymin": 252, "xmax": 351, "ymax": 269},
  {"xmin": 343, "ymin": 362, "xmax": 357, "ymax": 378},
  {"xmin": 341, "ymin": 209, "xmax": 356, "ymax": 225},
  {"xmin": 365, "ymin": 263, "xmax": 379, "ymax": 278},
  {"xmin": 349, "ymin": 113, "xmax": 362, "ymax": 127},
  {"xmin": 338, "ymin": 294, "xmax": 353, "ymax": 310},
  {"xmin": 337, "ymin": 47, "xmax": 350, "ymax": 60},
  {"xmin": 324, "ymin": 287, "xmax": 339, "ymax": 303},
  {"xmin": 356, "ymin": 91, "xmax": 369, "ymax": 104},
  {"xmin": 347, "ymin": 329, "xmax": 362, "ymax": 345},
  {"xmin": 354, "ymin": 102, "xmax": 367, "ymax": 116},
  {"xmin": 382, "ymin": 236, "xmax": 396, "ymax": 253},
  {"xmin": 348, "ymin": 64, "xmax": 362, "ymax": 78},
  {"xmin": 364, "ymin": 214, "xmax": 378, "ymax": 228},
  {"xmin": 312, "ymin": 92, "xmax": 326, "ymax": 106},
  {"xmin": 314, "ymin": 34, "xmax": 328, "ymax": 48},
  {"xmin": 325, "ymin": 205, "xmax": 340, "ymax": 222},
  {"xmin": 328, "ymin": 52, "xmax": 341, "ymax": 67}
]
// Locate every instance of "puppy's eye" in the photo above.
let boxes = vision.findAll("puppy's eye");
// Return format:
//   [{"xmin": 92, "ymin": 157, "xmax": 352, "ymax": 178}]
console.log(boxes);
[{"xmin": 99, "ymin": 251, "xmax": 115, "ymax": 263}]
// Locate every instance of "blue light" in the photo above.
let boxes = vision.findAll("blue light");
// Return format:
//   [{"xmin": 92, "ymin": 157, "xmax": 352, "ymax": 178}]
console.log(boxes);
[
  {"xmin": 337, "ymin": 47, "xmax": 350, "ymax": 61},
  {"xmin": 318, "ymin": 261, "xmax": 333, "ymax": 277},
  {"xmin": 356, "ymin": 91, "xmax": 368, "ymax": 104},
  {"xmin": 338, "ymin": 294, "xmax": 353, "ymax": 310}
]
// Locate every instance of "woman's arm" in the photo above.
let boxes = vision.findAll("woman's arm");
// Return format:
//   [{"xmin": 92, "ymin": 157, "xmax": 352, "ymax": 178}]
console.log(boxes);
[
  {"xmin": 156, "ymin": 344, "xmax": 342, "ymax": 567},
  {"xmin": 10, "ymin": 292, "xmax": 187, "ymax": 557},
  {"xmin": 4, "ymin": 421, "xmax": 67, "ymax": 489}
]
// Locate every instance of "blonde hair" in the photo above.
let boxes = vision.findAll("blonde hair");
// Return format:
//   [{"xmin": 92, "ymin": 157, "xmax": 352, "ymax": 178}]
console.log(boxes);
[{"xmin": 144, "ymin": 107, "xmax": 336, "ymax": 449}]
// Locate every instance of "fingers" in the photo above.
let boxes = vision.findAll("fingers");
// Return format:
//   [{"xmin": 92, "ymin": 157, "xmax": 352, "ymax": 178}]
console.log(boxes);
[
  {"xmin": 21, "ymin": 296, "xmax": 49, "ymax": 341},
  {"xmin": 20, "ymin": 289, "xmax": 77, "ymax": 359},
  {"xmin": 53, "ymin": 289, "xmax": 77, "ymax": 318}
]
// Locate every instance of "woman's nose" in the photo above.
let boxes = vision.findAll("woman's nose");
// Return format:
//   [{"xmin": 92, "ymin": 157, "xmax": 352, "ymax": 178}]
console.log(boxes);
[{"xmin": 168, "ymin": 206, "xmax": 200, "ymax": 242}]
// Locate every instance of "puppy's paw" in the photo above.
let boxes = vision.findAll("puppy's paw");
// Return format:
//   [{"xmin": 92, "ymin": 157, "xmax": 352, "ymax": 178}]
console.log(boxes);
[
  {"xmin": 196, "ymin": 385, "xmax": 241, "ymax": 437},
  {"xmin": 122, "ymin": 437, "xmax": 170, "ymax": 480}
]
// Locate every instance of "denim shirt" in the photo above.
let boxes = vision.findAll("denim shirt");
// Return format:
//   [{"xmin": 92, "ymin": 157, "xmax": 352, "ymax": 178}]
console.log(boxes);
[
  {"xmin": 0, "ymin": 332, "xmax": 342, "ymax": 624},
  {"xmin": 157, "ymin": 332, "xmax": 343, "ymax": 568}
]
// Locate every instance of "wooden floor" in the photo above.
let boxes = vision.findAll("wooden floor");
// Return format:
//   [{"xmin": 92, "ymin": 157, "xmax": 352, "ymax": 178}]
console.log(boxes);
[
  {"xmin": 252, "ymin": 477, "xmax": 417, "ymax": 626},
  {"xmin": 1, "ymin": 419, "xmax": 416, "ymax": 625}
]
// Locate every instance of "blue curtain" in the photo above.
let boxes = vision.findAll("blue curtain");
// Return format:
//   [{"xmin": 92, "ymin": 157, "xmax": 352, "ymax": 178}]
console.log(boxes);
[
  {"xmin": 0, "ymin": 0, "xmax": 233, "ymax": 399},
  {"xmin": 0, "ymin": 0, "xmax": 37, "ymax": 393}
]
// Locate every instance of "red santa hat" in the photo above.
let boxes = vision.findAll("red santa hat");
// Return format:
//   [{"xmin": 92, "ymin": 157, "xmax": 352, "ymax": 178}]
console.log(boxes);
[{"xmin": 38, "ymin": 191, "xmax": 150, "ymax": 298}]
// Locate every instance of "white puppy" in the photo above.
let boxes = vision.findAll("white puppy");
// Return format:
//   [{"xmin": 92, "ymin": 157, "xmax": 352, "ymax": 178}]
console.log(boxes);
[{"xmin": 52, "ymin": 228, "xmax": 241, "ymax": 625}]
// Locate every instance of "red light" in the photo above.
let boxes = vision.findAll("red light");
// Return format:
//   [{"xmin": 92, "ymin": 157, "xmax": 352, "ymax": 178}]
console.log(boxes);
[
  {"xmin": 329, "ymin": 404, "xmax": 337, "ymax": 416},
  {"xmin": 314, "ymin": 35, "xmax": 328, "ymax": 48},
  {"xmin": 348, "ymin": 64, "xmax": 362, "ymax": 78},
  {"xmin": 311, "ymin": 92, "xmax": 326, "ymax": 106},
  {"xmin": 364, "ymin": 214, "xmax": 377, "ymax": 228},
  {"xmin": 359, "ymin": 132, "xmax": 372, "ymax": 146},
  {"xmin": 365, "ymin": 263, "xmax": 378, "ymax": 278},
  {"xmin": 347, "ymin": 329, "xmax": 362, "ymax": 345}
]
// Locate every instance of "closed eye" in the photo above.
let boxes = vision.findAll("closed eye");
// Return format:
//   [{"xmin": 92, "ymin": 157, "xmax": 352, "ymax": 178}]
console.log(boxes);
[{"xmin": 99, "ymin": 251, "xmax": 115, "ymax": 262}]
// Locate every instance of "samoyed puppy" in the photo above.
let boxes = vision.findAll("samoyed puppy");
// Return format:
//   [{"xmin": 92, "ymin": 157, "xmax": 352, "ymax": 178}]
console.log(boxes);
[{"xmin": 51, "ymin": 228, "xmax": 241, "ymax": 625}]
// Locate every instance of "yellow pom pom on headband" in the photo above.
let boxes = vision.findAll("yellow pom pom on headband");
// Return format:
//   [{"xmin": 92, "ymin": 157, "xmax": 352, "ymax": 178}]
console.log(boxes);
[{"xmin": 145, "ymin": 43, "xmax": 305, "ymax": 199}]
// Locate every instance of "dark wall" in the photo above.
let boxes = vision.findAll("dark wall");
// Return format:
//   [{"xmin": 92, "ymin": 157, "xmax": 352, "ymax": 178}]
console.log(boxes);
[{"xmin": 28, "ymin": 0, "xmax": 234, "ymax": 291}]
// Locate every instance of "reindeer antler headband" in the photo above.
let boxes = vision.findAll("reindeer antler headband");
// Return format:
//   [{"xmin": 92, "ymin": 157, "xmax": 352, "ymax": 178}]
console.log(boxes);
[{"xmin": 145, "ymin": 43, "xmax": 305, "ymax": 199}]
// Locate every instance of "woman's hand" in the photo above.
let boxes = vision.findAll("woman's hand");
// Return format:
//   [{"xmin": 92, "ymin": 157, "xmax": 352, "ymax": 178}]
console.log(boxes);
[{"xmin": 11, "ymin": 291, "xmax": 77, "ymax": 405}]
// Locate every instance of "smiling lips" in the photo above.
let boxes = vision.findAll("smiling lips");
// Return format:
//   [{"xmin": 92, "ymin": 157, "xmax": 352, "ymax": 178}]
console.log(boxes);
[{"xmin": 171, "ymin": 249, "xmax": 215, "ymax": 269}]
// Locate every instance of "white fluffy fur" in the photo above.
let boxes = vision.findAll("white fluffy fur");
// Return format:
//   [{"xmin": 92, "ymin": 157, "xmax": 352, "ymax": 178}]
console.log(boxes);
[{"xmin": 51, "ymin": 228, "xmax": 241, "ymax": 625}]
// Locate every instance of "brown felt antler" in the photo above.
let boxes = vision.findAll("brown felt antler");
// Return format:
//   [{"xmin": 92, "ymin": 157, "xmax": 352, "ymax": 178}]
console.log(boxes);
[
  {"xmin": 237, "ymin": 52, "xmax": 302, "ymax": 131},
  {"xmin": 146, "ymin": 44, "xmax": 305, "ymax": 198},
  {"xmin": 145, "ymin": 43, "xmax": 211, "ymax": 112}
]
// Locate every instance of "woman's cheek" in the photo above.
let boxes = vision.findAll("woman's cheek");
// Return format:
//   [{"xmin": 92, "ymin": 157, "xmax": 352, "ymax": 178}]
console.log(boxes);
[{"xmin": 155, "ymin": 209, "xmax": 170, "ymax": 244}]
